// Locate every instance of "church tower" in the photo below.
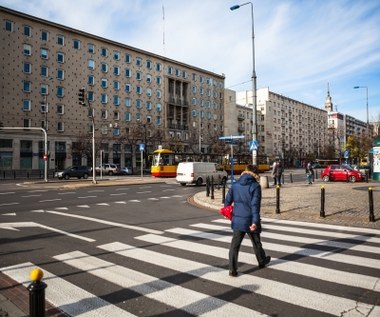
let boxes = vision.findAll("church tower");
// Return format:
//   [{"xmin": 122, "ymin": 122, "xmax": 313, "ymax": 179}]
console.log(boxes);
[{"xmin": 325, "ymin": 82, "xmax": 333, "ymax": 112}]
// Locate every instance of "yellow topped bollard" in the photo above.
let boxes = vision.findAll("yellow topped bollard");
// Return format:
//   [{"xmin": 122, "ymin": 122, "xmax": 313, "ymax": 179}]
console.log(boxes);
[{"xmin": 27, "ymin": 268, "xmax": 47, "ymax": 317}]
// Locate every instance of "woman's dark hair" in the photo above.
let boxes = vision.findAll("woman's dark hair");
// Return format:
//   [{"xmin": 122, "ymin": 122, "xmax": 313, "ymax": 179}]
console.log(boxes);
[{"xmin": 246, "ymin": 164, "xmax": 259, "ymax": 174}]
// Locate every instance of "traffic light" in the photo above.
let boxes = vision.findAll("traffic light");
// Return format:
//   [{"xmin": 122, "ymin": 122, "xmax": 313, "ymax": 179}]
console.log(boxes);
[{"xmin": 78, "ymin": 88, "xmax": 86, "ymax": 106}]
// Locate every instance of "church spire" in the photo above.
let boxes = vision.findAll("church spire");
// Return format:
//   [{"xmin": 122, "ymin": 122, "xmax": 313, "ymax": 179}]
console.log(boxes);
[{"xmin": 325, "ymin": 82, "xmax": 333, "ymax": 112}]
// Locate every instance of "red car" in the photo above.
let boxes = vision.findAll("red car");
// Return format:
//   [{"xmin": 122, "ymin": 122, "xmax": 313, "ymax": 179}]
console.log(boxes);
[{"xmin": 321, "ymin": 164, "xmax": 363, "ymax": 183}]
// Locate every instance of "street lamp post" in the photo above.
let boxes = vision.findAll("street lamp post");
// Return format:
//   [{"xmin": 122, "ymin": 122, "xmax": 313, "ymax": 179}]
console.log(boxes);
[
  {"xmin": 230, "ymin": 2, "xmax": 257, "ymax": 165},
  {"xmin": 353, "ymin": 86, "xmax": 369, "ymax": 132}
]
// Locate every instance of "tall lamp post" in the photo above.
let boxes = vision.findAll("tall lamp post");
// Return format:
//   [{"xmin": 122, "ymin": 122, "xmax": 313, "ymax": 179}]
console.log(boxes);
[
  {"xmin": 230, "ymin": 2, "xmax": 257, "ymax": 165},
  {"xmin": 353, "ymin": 86, "xmax": 369, "ymax": 132}
]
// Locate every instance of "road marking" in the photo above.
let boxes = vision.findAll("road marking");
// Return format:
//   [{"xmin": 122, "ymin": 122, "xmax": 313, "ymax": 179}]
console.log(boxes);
[
  {"xmin": 1, "ymin": 212, "xmax": 16, "ymax": 216},
  {"xmin": 136, "ymin": 233, "xmax": 380, "ymax": 292},
  {"xmin": 54, "ymin": 251, "xmax": 267, "ymax": 317},
  {"xmin": 58, "ymin": 192, "xmax": 76, "ymax": 195},
  {"xmin": 159, "ymin": 196, "xmax": 170, "ymax": 199},
  {"xmin": 99, "ymin": 242, "xmax": 375, "ymax": 316},
  {"xmin": 166, "ymin": 227, "xmax": 380, "ymax": 269},
  {"xmin": 77, "ymin": 205, "xmax": 90, "ymax": 208},
  {"xmin": 39, "ymin": 199, "xmax": 62, "ymax": 203},
  {"xmin": 55, "ymin": 207, "xmax": 68, "ymax": 210},
  {"xmin": 110, "ymin": 193, "xmax": 126, "ymax": 196},
  {"xmin": 192, "ymin": 223, "xmax": 380, "ymax": 254},
  {"xmin": 43, "ymin": 210, "xmax": 163, "ymax": 235},
  {"xmin": 128, "ymin": 200, "xmax": 140, "ymax": 203},
  {"xmin": 136, "ymin": 191, "xmax": 151, "ymax": 194},
  {"xmin": 21, "ymin": 194, "xmax": 42, "ymax": 198},
  {"xmin": 0, "ymin": 192, "xmax": 15, "ymax": 195},
  {"xmin": 78, "ymin": 196, "xmax": 97, "ymax": 199},
  {"xmin": 1, "ymin": 262, "xmax": 137, "ymax": 317},
  {"xmin": 0, "ymin": 202, "xmax": 19, "ymax": 207},
  {"xmin": 147, "ymin": 198, "xmax": 159, "ymax": 201},
  {"xmin": 0, "ymin": 222, "xmax": 94, "ymax": 241},
  {"xmin": 115, "ymin": 201, "xmax": 127, "ymax": 204},
  {"xmin": 88, "ymin": 190, "xmax": 104, "ymax": 193}
]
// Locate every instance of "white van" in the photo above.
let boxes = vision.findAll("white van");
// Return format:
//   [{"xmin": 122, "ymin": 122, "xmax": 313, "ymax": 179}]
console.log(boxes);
[{"xmin": 176, "ymin": 162, "xmax": 228, "ymax": 186}]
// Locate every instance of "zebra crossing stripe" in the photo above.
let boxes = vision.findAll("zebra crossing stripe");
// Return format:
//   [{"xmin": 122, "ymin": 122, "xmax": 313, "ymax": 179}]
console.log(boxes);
[
  {"xmin": 1, "ymin": 262, "xmax": 137, "ymax": 317},
  {"xmin": 54, "ymin": 250, "xmax": 267, "ymax": 317},
  {"xmin": 166, "ymin": 228, "xmax": 380, "ymax": 269},
  {"xmin": 135, "ymin": 233, "xmax": 380, "ymax": 292},
  {"xmin": 191, "ymin": 223, "xmax": 380, "ymax": 254},
  {"xmin": 98, "ymin": 242, "xmax": 376, "ymax": 316}
]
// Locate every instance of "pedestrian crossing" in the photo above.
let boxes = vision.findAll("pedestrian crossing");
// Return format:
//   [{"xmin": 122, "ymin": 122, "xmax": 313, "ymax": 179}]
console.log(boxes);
[{"xmin": 2, "ymin": 218, "xmax": 380, "ymax": 316}]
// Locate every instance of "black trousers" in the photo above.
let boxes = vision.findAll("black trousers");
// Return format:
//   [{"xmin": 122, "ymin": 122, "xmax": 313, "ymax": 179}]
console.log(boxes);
[{"xmin": 229, "ymin": 230, "xmax": 267, "ymax": 272}]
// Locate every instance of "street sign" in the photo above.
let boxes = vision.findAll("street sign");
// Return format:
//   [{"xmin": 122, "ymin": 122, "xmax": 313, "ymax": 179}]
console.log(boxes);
[
  {"xmin": 139, "ymin": 144, "xmax": 145, "ymax": 152},
  {"xmin": 249, "ymin": 140, "xmax": 259, "ymax": 151},
  {"xmin": 343, "ymin": 150, "xmax": 349, "ymax": 158}
]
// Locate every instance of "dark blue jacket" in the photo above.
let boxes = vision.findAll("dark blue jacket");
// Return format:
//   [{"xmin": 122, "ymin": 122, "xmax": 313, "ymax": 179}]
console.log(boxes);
[{"xmin": 224, "ymin": 172, "xmax": 262, "ymax": 233}]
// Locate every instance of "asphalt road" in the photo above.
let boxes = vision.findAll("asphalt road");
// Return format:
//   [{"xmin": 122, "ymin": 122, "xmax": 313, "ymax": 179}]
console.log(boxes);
[{"xmin": 1, "ymin": 180, "xmax": 379, "ymax": 316}]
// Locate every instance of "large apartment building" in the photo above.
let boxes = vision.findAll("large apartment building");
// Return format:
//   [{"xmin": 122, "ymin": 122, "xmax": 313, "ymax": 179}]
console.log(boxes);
[{"xmin": 0, "ymin": 6, "xmax": 225, "ymax": 171}]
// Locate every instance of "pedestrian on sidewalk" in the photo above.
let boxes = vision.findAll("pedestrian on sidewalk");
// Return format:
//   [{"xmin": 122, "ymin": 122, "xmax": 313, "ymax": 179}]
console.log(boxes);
[
  {"xmin": 224, "ymin": 164, "xmax": 271, "ymax": 277},
  {"xmin": 272, "ymin": 159, "xmax": 283, "ymax": 186},
  {"xmin": 306, "ymin": 162, "xmax": 314, "ymax": 184}
]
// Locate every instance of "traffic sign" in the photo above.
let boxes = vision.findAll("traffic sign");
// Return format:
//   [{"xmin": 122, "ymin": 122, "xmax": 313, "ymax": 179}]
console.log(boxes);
[
  {"xmin": 139, "ymin": 144, "xmax": 145, "ymax": 152},
  {"xmin": 249, "ymin": 140, "xmax": 259, "ymax": 151}
]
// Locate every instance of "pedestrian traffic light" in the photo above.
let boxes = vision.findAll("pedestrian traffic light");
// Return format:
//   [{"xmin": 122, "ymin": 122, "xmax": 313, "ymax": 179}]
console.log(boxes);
[{"xmin": 78, "ymin": 88, "xmax": 86, "ymax": 106}]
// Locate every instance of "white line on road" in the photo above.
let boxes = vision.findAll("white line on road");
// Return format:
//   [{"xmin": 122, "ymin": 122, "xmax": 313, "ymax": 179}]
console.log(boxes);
[
  {"xmin": 0, "ymin": 192, "xmax": 15, "ymax": 195},
  {"xmin": 21, "ymin": 194, "xmax": 42, "ymax": 198},
  {"xmin": 110, "ymin": 193, "xmax": 126, "ymax": 196},
  {"xmin": 39, "ymin": 198, "xmax": 62, "ymax": 203},
  {"xmin": 78, "ymin": 196, "xmax": 97, "ymax": 199},
  {"xmin": 0, "ymin": 202, "xmax": 19, "ymax": 207}
]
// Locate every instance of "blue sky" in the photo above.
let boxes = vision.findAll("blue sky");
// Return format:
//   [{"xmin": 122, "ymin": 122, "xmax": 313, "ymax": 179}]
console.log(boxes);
[{"xmin": 1, "ymin": 0, "xmax": 379, "ymax": 122}]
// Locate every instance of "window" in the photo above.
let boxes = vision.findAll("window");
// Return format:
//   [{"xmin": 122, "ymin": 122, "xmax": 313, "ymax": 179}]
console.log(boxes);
[
  {"xmin": 23, "ymin": 81, "xmax": 31, "ymax": 92},
  {"xmin": 114, "ymin": 95, "xmax": 120, "ymax": 106},
  {"xmin": 146, "ymin": 88, "xmax": 152, "ymax": 96},
  {"xmin": 57, "ymin": 104, "xmax": 64, "ymax": 114},
  {"xmin": 57, "ymin": 52, "xmax": 65, "ymax": 63},
  {"xmin": 101, "ymin": 47, "xmax": 108, "ymax": 57},
  {"xmin": 124, "ymin": 112, "xmax": 131, "ymax": 121},
  {"xmin": 101, "ymin": 93, "xmax": 108, "ymax": 104},
  {"xmin": 57, "ymin": 35, "xmax": 64, "ymax": 45},
  {"xmin": 88, "ymin": 91, "xmax": 94, "ymax": 102},
  {"xmin": 192, "ymin": 86, "xmax": 197, "ymax": 93},
  {"xmin": 156, "ymin": 63, "xmax": 162, "ymax": 71},
  {"xmin": 125, "ymin": 84, "xmax": 131, "ymax": 92},
  {"xmin": 156, "ymin": 116, "xmax": 161, "ymax": 125},
  {"xmin": 113, "ymin": 51, "xmax": 120, "ymax": 60},
  {"xmin": 57, "ymin": 122, "xmax": 64, "ymax": 132},
  {"xmin": 156, "ymin": 76, "xmax": 162, "ymax": 85},
  {"xmin": 23, "ymin": 25, "xmax": 31, "ymax": 37},
  {"xmin": 168, "ymin": 66, "xmax": 173, "ymax": 75},
  {"xmin": 125, "ymin": 68, "xmax": 131, "ymax": 77},
  {"xmin": 88, "ymin": 59, "xmax": 95, "ymax": 70},
  {"xmin": 87, "ymin": 75, "xmax": 94, "ymax": 85},
  {"xmin": 101, "ymin": 63, "xmax": 108, "ymax": 73},
  {"xmin": 182, "ymin": 70, "xmax": 187, "ymax": 78},
  {"xmin": 87, "ymin": 43, "xmax": 95, "ymax": 53},
  {"xmin": 113, "ymin": 111, "xmax": 120, "ymax": 120},
  {"xmin": 23, "ymin": 62, "xmax": 31, "ymax": 74},
  {"xmin": 73, "ymin": 39, "xmax": 81, "ymax": 49},
  {"xmin": 136, "ymin": 99, "xmax": 142, "ymax": 109},
  {"xmin": 23, "ymin": 100, "xmax": 31, "ymax": 111},
  {"xmin": 41, "ymin": 48, "xmax": 48, "ymax": 59},
  {"xmin": 136, "ymin": 86, "xmax": 142, "ymax": 94},
  {"xmin": 101, "ymin": 109, "xmax": 108, "ymax": 119},
  {"xmin": 156, "ymin": 89, "xmax": 162, "ymax": 98},
  {"xmin": 101, "ymin": 78, "xmax": 108, "ymax": 88},
  {"xmin": 5, "ymin": 20, "xmax": 13, "ymax": 32},
  {"xmin": 175, "ymin": 69, "xmax": 180, "ymax": 77},
  {"xmin": 113, "ymin": 66, "xmax": 120, "ymax": 75},
  {"xmin": 146, "ymin": 116, "xmax": 152, "ymax": 124},
  {"xmin": 113, "ymin": 127, "xmax": 120, "ymax": 136},
  {"xmin": 56, "ymin": 86, "xmax": 64, "ymax": 98},
  {"xmin": 136, "ymin": 57, "xmax": 142, "ymax": 66},
  {"xmin": 146, "ymin": 74, "xmax": 152, "ymax": 83},
  {"xmin": 24, "ymin": 118, "xmax": 31, "ymax": 128},
  {"xmin": 40, "ymin": 84, "xmax": 48, "ymax": 95},
  {"xmin": 146, "ymin": 101, "xmax": 152, "ymax": 110},
  {"xmin": 192, "ymin": 110, "xmax": 197, "ymax": 117},
  {"xmin": 136, "ymin": 71, "xmax": 142, "ymax": 80},
  {"xmin": 156, "ymin": 103, "xmax": 161, "ymax": 112},
  {"xmin": 113, "ymin": 81, "xmax": 120, "ymax": 90},
  {"xmin": 41, "ymin": 66, "xmax": 48, "ymax": 77},
  {"xmin": 125, "ymin": 54, "xmax": 131, "ymax": 63},
  {"xmin": 23, "ymin": 44, "xmax": 32, "ymax": 55},
  {"xmin": 192, "ymin": 97, "xmax": 197, "ymax": 105},
  {"xmin": 146, "ymin": 60, "xmax": 152, "ymax": 69},
  {"xmin": 41, "ymin": 30, "xmax": 49, "ymax": 41},
  {"xmin": 125, "ymin": 98, "xmax": 131, "ymax": 107}
]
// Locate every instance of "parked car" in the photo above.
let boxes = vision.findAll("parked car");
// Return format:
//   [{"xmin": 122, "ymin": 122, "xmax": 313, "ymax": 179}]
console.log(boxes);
[
  {"xmin": 321, "ymin": 164, "xmax": 363, "ymax": 183},
  {"xmin": 95, "ymin": 164, "xmax": 121, "ymax": 175},
  {"xmin": 55, "ymin": 166, "xmax": 90, "ymax": 180},
  {"xmin": 120, "ymin": 166, "xmax": 132, "ymax": 175}
]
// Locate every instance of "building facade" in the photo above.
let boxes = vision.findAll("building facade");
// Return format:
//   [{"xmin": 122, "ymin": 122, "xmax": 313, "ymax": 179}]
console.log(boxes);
[{"xmin": 0, "ymin": 7, "xmax": 225, "ymax": 171}]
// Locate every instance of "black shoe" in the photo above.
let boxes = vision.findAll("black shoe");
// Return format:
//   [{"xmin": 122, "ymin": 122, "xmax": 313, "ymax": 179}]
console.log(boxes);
[
  {"xmin": 259, "ymin": 256, "xmax": 271, "ymax": 268},
  {"xmin": 229, "ymin": 271, "xmax": 238, "ymax": 277}
]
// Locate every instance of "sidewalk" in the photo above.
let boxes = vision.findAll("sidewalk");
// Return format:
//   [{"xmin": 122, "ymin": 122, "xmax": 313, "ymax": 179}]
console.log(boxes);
[{"xmin": 1, "ymin": 175, "xmax": 379, "ymax": 316}]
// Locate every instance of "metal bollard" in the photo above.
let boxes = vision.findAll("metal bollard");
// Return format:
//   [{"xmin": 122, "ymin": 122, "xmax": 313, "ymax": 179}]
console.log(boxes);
[
  {"xmin": 206, "ymin": 176, "xmax": 210, "ymax": 197},
  {"xmin": 289, "ymin": 173, "xmax": 293, "ymax": 183},
  {"xmin": 28, "ymin": 268, "xmax": 47, "ymax": 317},
  {"xmin": 368, "ymin": 187, "xmax": 375, "ymax": 222},
  {"xmin": 320, "ymin": 186, "xmax": 325, "ymax": 218},
  {"xmin": 211, "ymin": 176, "xmax": 214, "ymax": 200},
  {"xmin": 275, "ymin": 185, "xmax": 280, "ymax": 214}
]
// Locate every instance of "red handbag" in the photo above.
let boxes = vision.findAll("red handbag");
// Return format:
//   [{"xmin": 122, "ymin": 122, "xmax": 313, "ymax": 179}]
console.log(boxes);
[{"xmin": 219, "ymin": 205, "xmax": 233, "ymax": 221}]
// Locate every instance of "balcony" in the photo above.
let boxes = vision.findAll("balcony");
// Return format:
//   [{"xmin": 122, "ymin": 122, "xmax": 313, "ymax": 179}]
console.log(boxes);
[{"xmin": 237, "ymin": 114, "xmax": 245, "ymax": 121}]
